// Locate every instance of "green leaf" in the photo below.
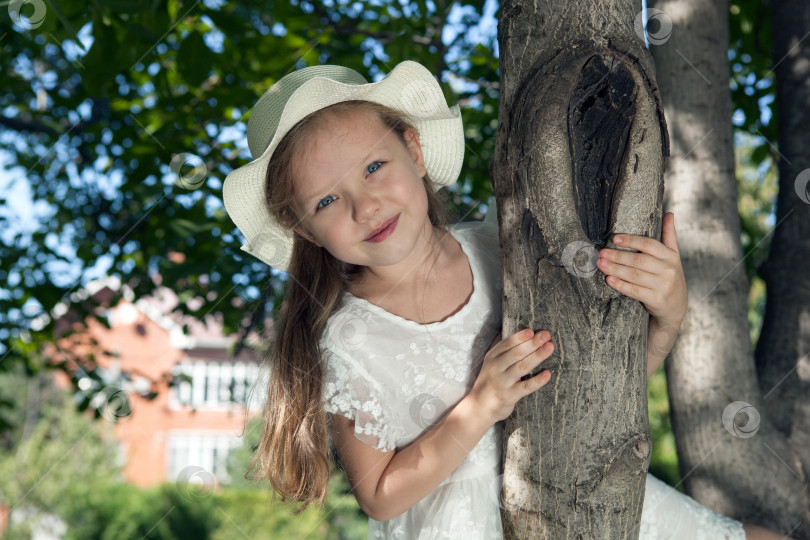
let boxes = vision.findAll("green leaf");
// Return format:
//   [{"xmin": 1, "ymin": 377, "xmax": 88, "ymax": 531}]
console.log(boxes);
[
  {"xmin": 750, "ymin": 142, "xmax": 770, "ymax": 165},
  {"xmin": 82, "ymin": 19, "xmax": 119, "ymax": 97},
  {"xmin": 177, "ymin": 30, "xmax": 216, "ymax": 86}
]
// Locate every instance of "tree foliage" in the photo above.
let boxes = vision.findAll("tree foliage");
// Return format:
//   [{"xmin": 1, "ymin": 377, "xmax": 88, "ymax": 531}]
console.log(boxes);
[{"xmin": 0, "ymin": 373, "xmax": 122, "ymax": 530}]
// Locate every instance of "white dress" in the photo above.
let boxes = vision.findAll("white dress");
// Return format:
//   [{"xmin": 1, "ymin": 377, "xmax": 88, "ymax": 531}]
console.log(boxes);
[{"xmin": 320, "ymin": 219, "xmax": 745, "ymax": 540}]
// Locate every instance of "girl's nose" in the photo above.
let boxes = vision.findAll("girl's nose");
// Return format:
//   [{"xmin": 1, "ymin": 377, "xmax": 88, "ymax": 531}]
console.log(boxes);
[{"xmin": 352, "ymin": 191, "xmax": 381, "ymax": 223}]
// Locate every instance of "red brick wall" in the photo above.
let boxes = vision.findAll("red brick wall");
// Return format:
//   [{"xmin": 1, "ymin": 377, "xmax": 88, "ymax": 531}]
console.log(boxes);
[{"xmin": 52, "ymin": 300, "xmax": 259, "ymax": 487}]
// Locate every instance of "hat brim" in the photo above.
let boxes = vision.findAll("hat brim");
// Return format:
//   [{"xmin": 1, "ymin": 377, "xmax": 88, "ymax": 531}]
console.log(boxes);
[{"xmin": 223, "ymin": 60, "xmax": 464, "ymax": 273}]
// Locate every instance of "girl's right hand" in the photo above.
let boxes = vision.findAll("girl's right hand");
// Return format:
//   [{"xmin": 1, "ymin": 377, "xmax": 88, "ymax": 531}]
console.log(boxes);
[{"xmin": 469, "ymin": 329, "xmax": 554, "ymax": 423}]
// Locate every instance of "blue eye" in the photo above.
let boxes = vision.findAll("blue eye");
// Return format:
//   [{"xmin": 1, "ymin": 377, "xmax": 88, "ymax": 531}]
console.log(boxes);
[
  {"xmin": 315, "ymin": 162, "xmax": 382, "ymax": 212},
  {"xmin": 316, "ymin": 194, "xmax": 336, "ymax": 211}
]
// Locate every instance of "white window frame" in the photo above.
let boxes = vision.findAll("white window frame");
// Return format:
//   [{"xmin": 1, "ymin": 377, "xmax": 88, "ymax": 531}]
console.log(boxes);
[
  {"xmin": 169, "ymin": 359, "xmax": 264, "ymax": 411},
  {"xmin": 165, "ymin": 431, "xmax": 243, "ymax": 484}
]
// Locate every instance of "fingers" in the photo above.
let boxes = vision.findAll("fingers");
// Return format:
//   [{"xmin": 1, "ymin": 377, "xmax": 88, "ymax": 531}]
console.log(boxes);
[
  {"xmin": 602, "ymin": 275, "xmax": 656, "ymax": 304},
  {"xmin": 521, "ymin": 369, "xmax": 553, "ymax": 392},
  {"xmin": 661, "ymin": 212, "xmax": 680, "ymax": 253},
  {"xmin": 610, "ymin": 233, "xmax": 675, "ymax": 262},
  {"xmin": 604, "ymin": 213, "xmax": 681, "ymax": 261},
  {"xmin": 487, "ymin": 329, "xmax": 554, "ymax": 387},
  {"xmin": 599, "ymin": 246, "xmax": 668, "ymax": 274},
  {"xmin": 506, "ymin": 339, "xmax": 554, "ymax": 381},
  {"xmin": 477, "ymin": 329, "xmax": 555, "ymax": 419},
  {"xmin": 502, "ymin": 330, "xmax": 551, "ymax": 366},
  {"xmin": 488, "ymin": 328, "xmax": 553, "ymax": 364},
  {"xmin": 596, "ymin": 257, "xmax": 660, "ymax": 290},
  {"xmin": 489, "ymin": 328, "xmax": 536, "ymax": 358},
  {"xmin": 598, "ymin": 220, "xmax": 686, "ymax": 312}
]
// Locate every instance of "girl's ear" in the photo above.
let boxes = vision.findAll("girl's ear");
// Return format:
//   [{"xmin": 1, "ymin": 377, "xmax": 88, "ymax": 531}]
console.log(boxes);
[
  {"xmin": 281, "ymin": 207, "xmax": 322, "ymax": 247},
  {"xmin": 403, "ymin": 128, "xmax": 427, "ymax": 179},
  {"xmin": 293, "ymin": 224, "xmax": 322, "ymax": 248}
]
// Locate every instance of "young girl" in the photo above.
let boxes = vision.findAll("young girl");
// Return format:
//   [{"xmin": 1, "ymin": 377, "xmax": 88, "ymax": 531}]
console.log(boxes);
[{"xmin": 223, "ymin": 60, "xmax": 786, "ymax": 540}]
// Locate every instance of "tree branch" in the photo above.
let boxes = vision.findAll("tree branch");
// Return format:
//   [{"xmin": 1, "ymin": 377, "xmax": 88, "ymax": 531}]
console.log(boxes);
[
  {"xmin": 0, "ymin": 115, "xmax": 58, "ymax": 136},
  {"xmin": 310, "ymin": 1, "xmax": 443, "ymax": 49}
]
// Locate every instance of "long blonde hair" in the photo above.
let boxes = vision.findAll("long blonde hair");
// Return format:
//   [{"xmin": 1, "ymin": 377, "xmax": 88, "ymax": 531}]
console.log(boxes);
[{"xmin": 247, "ymin": 100, "xmax": 454, "ymax": 513}]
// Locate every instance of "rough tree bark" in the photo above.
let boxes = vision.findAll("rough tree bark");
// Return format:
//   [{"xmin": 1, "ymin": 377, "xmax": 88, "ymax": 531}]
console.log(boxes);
[
  {"xmin": 492, "ymin": 0, "xmax": 668, "ymax": 537},
  {"xmin": 648, "ymin": 0, "xmax": 810, "ymax": 536},
  {"xmin": 756, "ymin": 0, "xmax": 810, "ymax": 491}
]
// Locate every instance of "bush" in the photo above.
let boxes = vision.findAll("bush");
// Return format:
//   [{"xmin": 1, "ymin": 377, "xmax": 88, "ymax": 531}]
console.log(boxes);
[
  {"xmin": 221, "ymin": 415, "xmax": 368, "ymax": 538},
  {"xmin": 48, "ymin": 467, "xmax": 366, "ymax": 539},
  {"xmin": 212, "ymin": 469, "xmax": 368, "ymax": 540},
  {"xmin": 101, "ymin": 484, "xmax": 218, "ymax": 540}
]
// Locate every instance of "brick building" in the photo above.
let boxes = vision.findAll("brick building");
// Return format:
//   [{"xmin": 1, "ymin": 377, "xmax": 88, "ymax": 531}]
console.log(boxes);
[{"xmin": 51, "ymin": 278, "xmax": 266, "ymax": 487}]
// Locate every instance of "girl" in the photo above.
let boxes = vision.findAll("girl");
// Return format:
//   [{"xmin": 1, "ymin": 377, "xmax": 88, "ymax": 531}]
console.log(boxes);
[{"xmin": 223, "ymin": 60, "xmax": 786, "ymax": 539}]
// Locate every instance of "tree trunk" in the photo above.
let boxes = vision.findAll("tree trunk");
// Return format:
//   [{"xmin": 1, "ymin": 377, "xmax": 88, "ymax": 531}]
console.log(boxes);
[
  {"xmin": 648, "ymin": 0, "xmax": 810, "ymax": 536},
  {"xmin": 493, "ymin": 1, "xmax": 668, "ymax": 537},
  {"xmin": 755, "ymin": 0, "xmax": 810, "ymax": 490}
]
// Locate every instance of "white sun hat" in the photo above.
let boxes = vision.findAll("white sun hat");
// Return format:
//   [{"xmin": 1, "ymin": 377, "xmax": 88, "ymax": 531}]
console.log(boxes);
[{"xmin": 222, "ymin": 60, "xmax": 465, "ymax": 273}]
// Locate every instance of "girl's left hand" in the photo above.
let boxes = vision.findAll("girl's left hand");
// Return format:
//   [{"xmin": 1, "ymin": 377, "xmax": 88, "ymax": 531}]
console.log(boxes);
[{"xmin": 597, "ymin": 212, "xmax": 687, "ymax": 325}]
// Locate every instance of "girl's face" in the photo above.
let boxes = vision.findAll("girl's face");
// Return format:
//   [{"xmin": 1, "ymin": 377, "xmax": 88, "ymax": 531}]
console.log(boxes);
[{"xmin": 289, "ymin": 108, "xmax": 432, "ymax": 273}]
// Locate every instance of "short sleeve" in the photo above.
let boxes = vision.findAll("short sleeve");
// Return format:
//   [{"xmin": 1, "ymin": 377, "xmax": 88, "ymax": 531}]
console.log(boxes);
[{"xmin": 321, "ymin": 346, "xmax": 404, "ymax": 452}]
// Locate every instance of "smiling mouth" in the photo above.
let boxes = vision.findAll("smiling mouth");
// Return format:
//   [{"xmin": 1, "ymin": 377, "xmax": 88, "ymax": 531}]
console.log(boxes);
[{"xmin": 365, "ymin": 214, "xmax": 400, "ymax": 242}]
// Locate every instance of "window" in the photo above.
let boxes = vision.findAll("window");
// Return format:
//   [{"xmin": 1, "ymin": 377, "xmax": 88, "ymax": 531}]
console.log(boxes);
[
  {"xmin": 166, "ymin": 431, "xmax": 242, "ymax": 484},
  {"xmin": 170, "ymin": 359, "xmax": 264, "ymax": 410}
]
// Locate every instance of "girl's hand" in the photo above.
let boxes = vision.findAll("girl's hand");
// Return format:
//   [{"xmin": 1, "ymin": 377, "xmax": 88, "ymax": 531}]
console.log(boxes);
[
  {"xmin": 469, "ymin": 329, "xmax": 554, "ymax": 423},
  {"xmin": 597, "ymin": 212, "xmax": 687, "ymax": 326}
]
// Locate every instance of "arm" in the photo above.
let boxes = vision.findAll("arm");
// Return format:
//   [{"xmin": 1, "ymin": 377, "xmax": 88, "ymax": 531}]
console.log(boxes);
[
  {"xmin": 646, "ymin": 314, "xmax": 683, "ymax": 379},
  {"xmin": 333, "ymin": 328, "xmax": 553, "ymax": 522},
  {"xmin": 374, "ymin": 394, "xmax": 492, "ymax": 520},
  {"xmin": 332, "ymin": 394, "xmax": 493, "ymax": 522}
]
